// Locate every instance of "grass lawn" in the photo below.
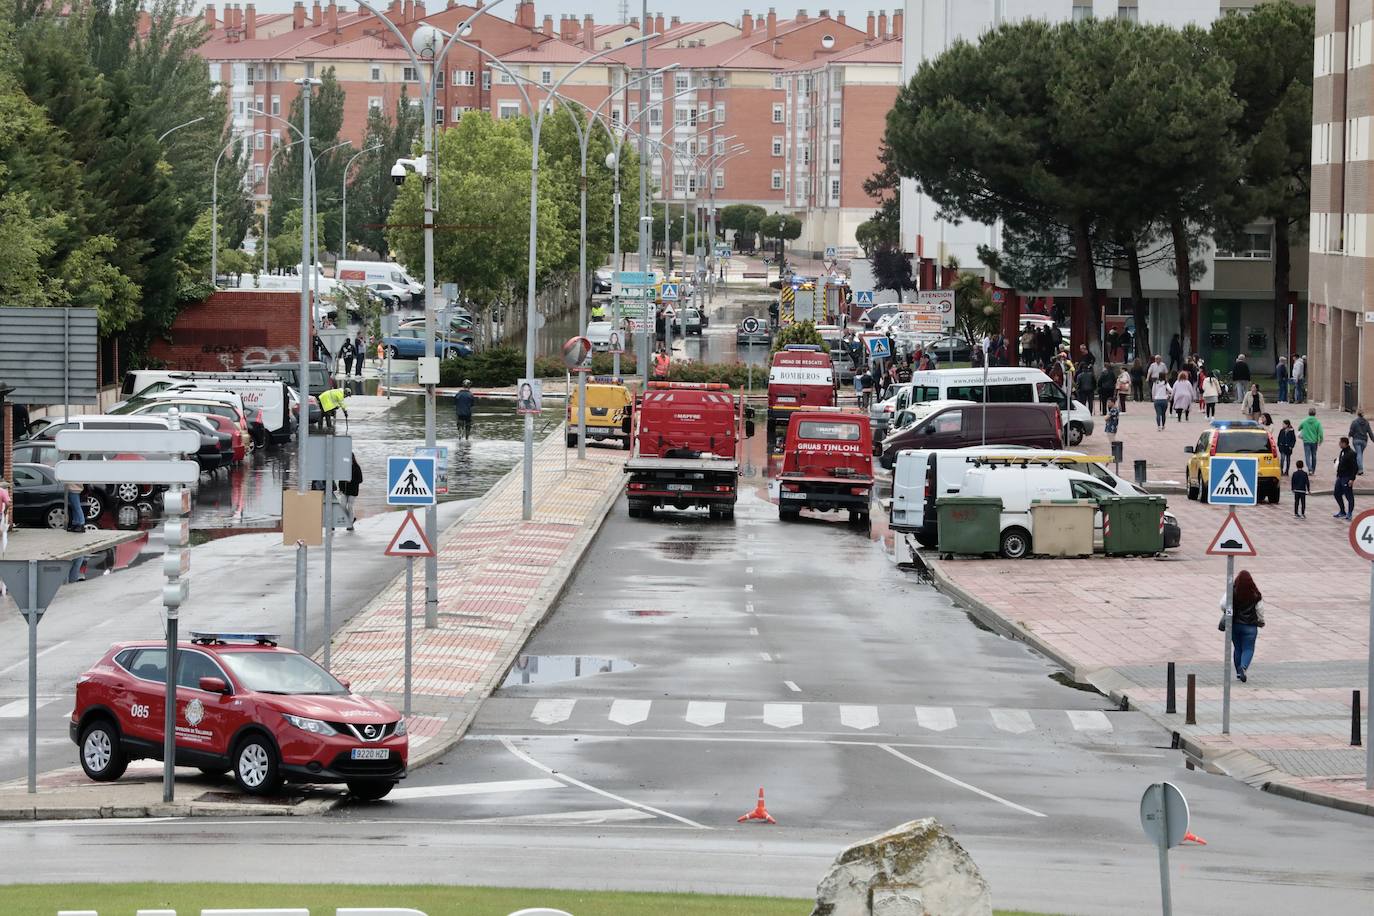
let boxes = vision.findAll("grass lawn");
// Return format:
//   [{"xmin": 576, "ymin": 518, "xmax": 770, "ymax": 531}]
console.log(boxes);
[{"xmin": 0, "ymin": 882, "xmax": 1053, "ymax": 915}]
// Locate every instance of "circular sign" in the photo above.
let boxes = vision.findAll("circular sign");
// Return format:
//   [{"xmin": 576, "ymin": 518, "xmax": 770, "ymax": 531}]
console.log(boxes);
[
  {"xmin": 561, "ymin": 336, "xmax": 592, "ymax": 370},
  {"xmin": 742, "ymin": 316, "xmax": 759, "ymax": 333},
  {"xmin": 1139, "ymin": 782, "xmax": 1189, "ymax": 849},
  {"xmin": 1349, "ymin": 508, "xmax": 1374, "ymax": 561}
]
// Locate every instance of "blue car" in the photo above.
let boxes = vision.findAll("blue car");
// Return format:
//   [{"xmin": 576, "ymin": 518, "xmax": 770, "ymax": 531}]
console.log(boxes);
[{"xmin": 383, "ymin": 328, "xmax": 472, "ymax": 359}]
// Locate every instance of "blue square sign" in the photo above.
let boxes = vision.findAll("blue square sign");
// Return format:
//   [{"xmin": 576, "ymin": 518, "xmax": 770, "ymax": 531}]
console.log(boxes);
[
  {"xmin": 1208, "ymin": 456, "xmax": 1258, "ymax": 506},
  {"xmin": 866, "ymin": 337, "xmax": 891, "ymax": 359},
  {"xmin": 387, "ymin": 455, "xmax": 437, "ymax": 506},
  {"xmin": 855, "ymin": 290, "xmax": 875, "ymax": 306},
  {"xmin": 661, "ymin": 283, "xmax": 679, "ymax": 301}
]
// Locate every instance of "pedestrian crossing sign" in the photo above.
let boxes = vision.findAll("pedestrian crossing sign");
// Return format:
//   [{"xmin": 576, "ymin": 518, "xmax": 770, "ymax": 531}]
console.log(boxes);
[
  {"xmin": 866, "ymin": 337, "xmax": 891, "ymax": 359},
  {"xmin": 855, "ymin": 290, "xmax": 875, "ymax": 306},
  {"xmin": 386, "ymin": 455, "xmax": 437, "ymax": 506},
  {"xmin": 1207, "ymin": 457, "xmax": 1258, "ymax": 506},
  {"xmin": 661, "ymin": 283, "xmax": 679, "ymax": 301}
]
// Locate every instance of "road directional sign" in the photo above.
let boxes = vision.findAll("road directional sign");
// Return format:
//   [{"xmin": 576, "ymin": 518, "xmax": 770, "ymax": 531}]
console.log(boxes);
[
  {"xmin": 854, "ymin": 289, "xmax": 875, "ymax": 307},
  {"xmin": 384, "ymin": 509, "xmax": 435, "ymax": 558},
  {"xmin": 55, "ymin": 459, "xmax": 200, "ymax": 485},
  {"xmin": 1206, "ymin": 510, "xmax": 1257, "ymax": 557},
  {"xmin": 54, "ymin": 429, "xmax": 201, "ymax": 454},
  {"xmin": 660, "ymin": 282, "xmax": 679, "ymax": 301},
  {"xmin": 386, "ymin": 455, "xmax": 436, "ymax": 506},
  {"xmin": 1207, "ymin": 456, "xmax": 1258, "ymax": 506}
]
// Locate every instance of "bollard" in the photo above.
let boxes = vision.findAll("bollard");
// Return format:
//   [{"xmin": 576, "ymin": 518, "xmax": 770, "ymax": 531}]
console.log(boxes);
[
  {"xmin": 1166, "ymin": 662, "xmax": 1177, "ymax": 714},
  {"xmin": 1185, "ymin": 674, "xmax": 1197, "ymax": 725},
  {"xmin": 1354, "ymin": 690, "xmax": 1363, "ymax": 748},
  {"xmin": 1111, "ymin": 439, "xmax": 1124, "ymax": 469},
  {"xmin": 1134, "ymin": 458, "xmax": 1148, "ymax": 485}
]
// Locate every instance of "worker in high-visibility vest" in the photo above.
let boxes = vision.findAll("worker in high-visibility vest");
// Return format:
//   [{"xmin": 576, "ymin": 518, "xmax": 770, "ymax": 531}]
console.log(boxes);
[
  {"xmin": 590, "ymin": 299, "xmax": 606, "ymax": 321},
  {"xmin": 318, "ymin": 386, "xmax": 349, "ymax": 429}
]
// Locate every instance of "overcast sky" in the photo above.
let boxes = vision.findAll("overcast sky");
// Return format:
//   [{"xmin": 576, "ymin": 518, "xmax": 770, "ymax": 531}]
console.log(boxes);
[{"xmin": 193, "ymin": 2, "xmax": 856, "ymax": 29}]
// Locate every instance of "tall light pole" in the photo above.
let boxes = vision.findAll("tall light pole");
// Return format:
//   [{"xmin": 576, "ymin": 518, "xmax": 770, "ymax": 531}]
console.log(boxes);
[
  {"xmin": 212, "ymin": 129, "xmax": 271, "ymax": 287},
  {"xmin": 262, "ymin": 137, "xmax": 304, "ymax": 273},
  {"xmin": 638, "ymin": 0, "xmax": 651, "ymax": 394},
  {"xmin": 293, "ymin": 75, "xmax": 321, "ymax": 652},
  {"xmin": 310, "ymin": 139, "xmax": 353, "ymax": 310},
  {"xmin": 249, "ymin": 107, "xmax": 308, "ymax": 275},
  {"xmin": 342, "ymin": 144, "xmax": 382, "ymax": 256},
  {"xmin": 157, "ymin": 116, "xmax": 205, "ymax": 143}
]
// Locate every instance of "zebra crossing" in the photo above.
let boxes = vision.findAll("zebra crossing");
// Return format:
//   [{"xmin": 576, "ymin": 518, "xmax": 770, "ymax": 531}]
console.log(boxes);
[{"xmin": 505, "ymin": 697, "xmax": 1123, "ymax": 739}]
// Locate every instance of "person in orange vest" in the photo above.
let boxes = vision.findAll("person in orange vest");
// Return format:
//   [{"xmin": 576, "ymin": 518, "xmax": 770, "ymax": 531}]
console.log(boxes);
[{"xmin": 653, "ymin": 347, "xmax": 670, "ymax": 380}]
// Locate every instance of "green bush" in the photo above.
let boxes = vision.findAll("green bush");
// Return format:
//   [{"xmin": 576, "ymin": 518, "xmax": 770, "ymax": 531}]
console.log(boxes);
[
  {"xmin": 438, "ymin": 347, "xmax": 527, "ymax": 387},
  {"xmin": 771, "ymin": 320, "xmax": 828, "ymax": 354}
]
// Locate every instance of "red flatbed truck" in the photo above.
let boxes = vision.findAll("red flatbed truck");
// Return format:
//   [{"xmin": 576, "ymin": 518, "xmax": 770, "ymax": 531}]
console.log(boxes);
[
  {"xmin": 776, "ymin": 409, "xmax": 875, "ymax": 527},
  {"xmin": 625, "ymin": 382, "xmax": 755, "ymax": 520}
]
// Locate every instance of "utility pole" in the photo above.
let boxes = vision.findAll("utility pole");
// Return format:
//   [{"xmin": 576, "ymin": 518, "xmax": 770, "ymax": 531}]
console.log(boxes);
[{"xmin": 293, "ymin": 76, "xmax": 320, "ymax": 651}]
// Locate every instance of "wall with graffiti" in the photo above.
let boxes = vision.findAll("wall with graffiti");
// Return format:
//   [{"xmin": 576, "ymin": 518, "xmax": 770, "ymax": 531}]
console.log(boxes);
[{"xmin": 148, "ymin": 290, "xmax": 304, "ymax": 371}]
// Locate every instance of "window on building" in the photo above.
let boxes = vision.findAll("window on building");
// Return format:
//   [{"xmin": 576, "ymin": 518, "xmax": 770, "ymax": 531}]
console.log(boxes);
[
  {"xmin": 235, "ymin": 99, "xmax": 245, "ymax": 116},
  {"xmin": 649, "ymin": 105, "xmax": 661, "ymax": 126},
  {"xmin": 830, "ymin": 178, "xmax": 841, "ymax": 201},
  {"xmin": 650, "ymin": 74, "xmax": 663, "ymax": 90},
  {"xmin": 673, "ymin": 171, "xmax": 686, "ymax": 192},
  {"xmin": 271, "ymin": 95, "xmax": 281, "ymax": 116},
  {"xmin": 254, "ymin": 95, "xmax": 264, "ymax": 115},
  {"xmin": 452, "ymin": 106, "xmax": 467, "ymax": 121},
  {"xmin": 688, "ymin": 106, "xmax": 697, "ymax": 126},
  {"xmin": 498, "ymin": 70, "xmax": 514, "ymax": 85},
  {"xmin": 629, "ymin": 103, "xmax": 639, "ymax": 122},
  {"xmin": 371, "ymin": 65, "xmax": 382, "ymax": 82},
  {"xmin": 830, "ymin": 141, "xmax": 841, "ymax": 165},
  {"xmin": 254, "ymin": 164, "xmax": 264, "ymax": 183},
  {"xmin": 611, "ymin": 107, "xmax": 622, "ymax": 125},
  {"xmin": 800, "ymin": 110, "xmax": 810, "ymax": 128},
  {"xmin": 1215, "ymin": 226, "xmax": 1274, "ymax": 260},
  {"xmin": 454, "ymin": 70, "xmax": 476, "ymax": 86},
  {"xmin": 771, "ymin": 169, "xmax": 783, "ymax": 190},
  {"xmin": 271, "ymin": 64, "xmax": 282, "ymax": 81},
  {"xmin": 772, "ymin": 103, "xmax": 784, "ymax": 123},
  {"xmin": 715, "ymin": 138, "xmax": 725, "ymax": 155},
  {"xmin": 831, "ymin": 105, "xmax": 841, "ymax": 128},
  {"xmin": 773, "ymin": 73, "xmax": 784, "ymax": 90},
  {"xmin": 482, "ymin": 70, "xmax": 492, "ymax": 90},
  {"xmin": 772, "ymin": 136, "xmax": 783, "ymax": 156},
  {"xmin": 675, "ymin": 73, "xmax": 690, "ymax": 91},
  {"xmin": 675, "ymin": 107, "xmax": 688, "ymax": 126},
  {"xmin": 498, "ymin": 102, "xmax": 520, "ymax": 119},
  {"xmin": 435, "ymin": 107, "xmax": 444, "ymax": 124},
  {"xmin": 253, "ymin": 133, "xmax": 263, "ymax": 150},
  {"xmin": 368, "ymin": 96, "xmax": 383, "ymax": 110},
  {"xmin": 1117, "ymin": 4, "xmax": 1138, "ymax": 21},
  {"xmin": 406, "ymin": 66, "xmax": 422, "ymax": 82},
  {"xmin": 715, "ymin": 102, "xmax": 725, "ymax": 123},
  {"xmin": 434, "ymin": 69, "xmax": 445, "ymax": 89},
  {"xmin": 246, "ymin": 66, "xmax": 255, "ymax": 86},
  {"xmin": 714, "ymin": 168, "xmax": 724, "ymax": 189},
  {"xmin": 540, "ymin": 68, "xmax": 553, "ymax": 85},
  {"xmin": 802, "ymin": 146, "xmax": 810, "ymax": 164},
  {"xmin": 1072, "ymin": 2, "xmax": 1092, "ymax": 21}
]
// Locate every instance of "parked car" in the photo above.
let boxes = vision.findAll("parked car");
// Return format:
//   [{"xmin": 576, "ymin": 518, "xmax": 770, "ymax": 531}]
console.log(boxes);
[
  {"xmin": 366, "ymin": 280, "xmax": 412, "ymax": 309},
  {"xmin": 8, "ymin": 445, "xmax": 114, "ymax": 526},
  {"xmin": 880, "ymin": 402, "xmax": 1063, "ymax": 470},
  {"xmin": 925, "ymin": 335, "xmax": 973, "ymax": 363},
  {"xmin": 593, "ymin": 267, "xmax": 614, "ymax": 293},
  {"xmin": 8, "ymin": 463, "xmax": 107, "ymax": 529},
  {"xmin": 382, "ymin": 327, "xmax": 472, "ymax": 360},
  {"xmin": 398, "ymin": 316, "xmax": 475, "ymax": 345},
  {"xmin": 737, "ymin": 315, "xmax": 771, "ymax": 346},
  {"xmin": 1185, "ymin": 420, "xmax": 1281, "ymax": 504},
  {"xmin": 70, "ymin": 632, "xmax": 408, "ymax": 799},
  {"xmin": 682, "ymin": 307, "xmax": 703, "ymax": 336}
]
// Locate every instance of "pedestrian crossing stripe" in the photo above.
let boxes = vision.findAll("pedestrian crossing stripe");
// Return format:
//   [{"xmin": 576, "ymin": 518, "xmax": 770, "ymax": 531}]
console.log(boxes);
[
  {"xmin": 386, "ymin": 455, "xmax": 437, "ymax": 506},
  {"xmin": 1207, "ymin": 456, "xmax": 1257, "ymax": 506}
]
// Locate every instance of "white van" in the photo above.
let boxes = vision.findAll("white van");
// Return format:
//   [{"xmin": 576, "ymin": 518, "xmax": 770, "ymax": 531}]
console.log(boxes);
[
  {"xmin": 957, "ymin": 464, "xmax": 1118, "ymax": 558},
  {"xmin": 335, "ymin": 259, "xmax": 421, "ymax": 297},
  {"xmin": 892, "ymin": 446, "xmax": 1180, "ymax": 549},
  {"xmin": 904, "ymin": 368, "xmax": 1094, "ymax": 445},
  {"xmin": 119, "ymin": 371, "xmax": 290, "ymax": 444}
]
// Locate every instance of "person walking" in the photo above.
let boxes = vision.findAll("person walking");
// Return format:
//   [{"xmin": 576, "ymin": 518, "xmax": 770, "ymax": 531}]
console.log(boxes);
[
  {"xmin": 1168, "ymin": 333, "xmax": 1183, "ymax": 372},
  {"xmin": 353, "ymin": 332, "xmax": 367, "ymax": 377},
  {"xmin": 1220, "ymin": 570, "xmax": 1265, "ymax": 683},
  {"xmin": 453, "ymin": 379, "xmax": 475, "ymax": 440},
  {"xmin": 1348, "ymin": 410, "xmax": 1371, "ymax": 474},
  {"xmin": 64, "ymin": 482, "xmax": 85, "ymax": 532},
  {"xmin": 1201, "ymin": 372, "xmax": 1221, "ymax": 419},
  {"xmin": 1277, "ymin": 419, "xmax": 1297, "ymax": 476},
  {"xmin": 1292, "ymin": 460, "xmax": 1310, "ymax": 519},
  {"xmin": 1075, "ymin": 364, "xmax": 1096, "ymax": 415},
  {"xmin": 1275, "ymin": 357, "xmax": 1289, "ymax": 403},
  {"xmin": 1130, "ymin": 358, "xmax": 1146, "ymax": 403},
  {"xmin": 1096, "ymin": 364, "xmax": 1117, "ymax": 418},
  {"xmin": 1231, "ymin": 352, "xmax": 1251, "ymax": 388},
  {"xmin": 1104, "ymin": 395, "xmax": 1120, "ymax": 443},
  {"xmin": 339, "ymin": 453, "xmax": 362, "ymax": 532},
  {"xmin": 1151, "ymin": 373, "xmax": 1173, "ymax": 430},
  {"xmin": 1298, "ymin": 408, "xmax": 1324, "ymax": 477},
  {"xmin": 1334, "ymin": 436, "xmax": 1358, "ymax": 520},
  {"xmin": 1292, "ymin": 354, "xmax": 1306, "ymax": 403},
  {"xmin": 1243, "ymin": 383, "xmax": 1266, "ymax": 423},
  {"xmin": 1115, "ymin": 365, "xmax": 1130, "ymax": 413},
  {"xmin": 1171, "ymin": 370, "xmax": 1195, "ymax": 422},
  {"xmin": 338, "ymin": 337, "xmax": 356, "ymax": 379}
]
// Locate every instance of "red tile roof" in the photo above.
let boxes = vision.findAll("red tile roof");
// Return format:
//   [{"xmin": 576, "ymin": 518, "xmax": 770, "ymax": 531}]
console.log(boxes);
[
  {"xmin": 780, "ymin": 37, "xmax": 901, "ymax": 71},
  {"xmin": 301, "ymin": 34, "xmax": 412, "ymax": 61}
]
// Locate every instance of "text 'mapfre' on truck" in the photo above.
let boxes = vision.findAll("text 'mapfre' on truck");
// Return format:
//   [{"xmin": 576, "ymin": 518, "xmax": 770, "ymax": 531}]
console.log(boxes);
[
  {"xmin": 777, "ymin": 410, "xmax": 875, "ymax": 528},
  {"xmin": 625, "ymin": 382, "xmax": 755, "ymax": 521},
  {"xmin": 766, "ymin": 345, "xmax": 836, "ymax": 447}
]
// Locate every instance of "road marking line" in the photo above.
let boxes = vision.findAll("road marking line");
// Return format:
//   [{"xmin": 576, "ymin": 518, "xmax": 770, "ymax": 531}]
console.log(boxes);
[
  {"xmin": 1067, "ymin": 710, "xmax": 1113, "ymax": 732},
  {"xmin": 990, "ymin": 709, "xmax": 1035, "ymax": 734},
  {"xmin": 915, "ymin": 706, "xmax": 957, "ymax": 732},
  {"xmin": 840, "ymin": 705, "xmax": 880, "ymax": 730},
  {"xmin": 0, "ymin": 697, "xmax": 61, "ymax": 719},
  {"xmin": 745, "ymin": 602, "xmax": 754, "ymax": 613},
  {"xmin": 878, "ymin": 744, "xmax": 1046, "ymax": 818},
  {"xmin": 746, "ymin": 566, "xmax": 754, "ymax": 573},
  {"xmin": 498, "ymin": 736, "xmax": 708, "ymax": 830},
  {"xmin": 389, "ymin": 778, "xmax": 564, "ymax": 800},
  {"xmin": 531, "ymin": 698, "xmax": 576, "ymax": 725},
  {"xmin": 608, "ymin": 699, "xmax": 651, "ymax": 726},
  {"xmin": 744, "ymin": 584, "xmax": 753, "ymax": 591},
  {"xmin": 446, "ymin": 807, "xmax": 656, "ymax": 826},
  {"xmin": 465, "ymin": 733, "xmax": 996, "ymax": 752},
  {"xmin": 0, "ymin": 642, "xmax": 70, "ymax": 679},
  {"xmin": 783, "ymin": 680, "xmax": 801, "ymax": 693},
  {"xmin": 748, "ymin": 627, "xmax": 759, "ymax": 635},
  {"xmin": 759, "ymin": 651, "xmax": 772, "ymax": 661},
  {"xmin": 684, "ymin": 701, "xmax": 726, "ymax": 727},
  {"xmin": 763, "ymin": 703, "xmax": 803, "ymax": 729}
]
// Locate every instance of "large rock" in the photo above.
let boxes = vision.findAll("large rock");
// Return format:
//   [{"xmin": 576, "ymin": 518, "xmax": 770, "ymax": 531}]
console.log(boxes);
[{"xmin": 812, "ymin": 818, "xmax": 992, "ymax": 916}]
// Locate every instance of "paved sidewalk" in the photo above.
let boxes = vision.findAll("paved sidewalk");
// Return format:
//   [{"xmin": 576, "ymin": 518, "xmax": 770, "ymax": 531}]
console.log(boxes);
[
  {"xmin": 326, "ymin": 427, "xmax": 627, "ymax": 768},
  {"xmin": 926, "ymin": 439, "xmax": 1374, "ymax": 815}
]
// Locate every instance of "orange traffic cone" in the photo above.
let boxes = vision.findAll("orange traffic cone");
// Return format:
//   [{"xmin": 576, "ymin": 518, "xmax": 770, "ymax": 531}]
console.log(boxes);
[
  {"xmin": 737, "ymin": 787, "xmax": 777, "ymax": 825},
  {"xmin": 1182, "ymin": 831, "xmax": 1207, "ymax": 845}
]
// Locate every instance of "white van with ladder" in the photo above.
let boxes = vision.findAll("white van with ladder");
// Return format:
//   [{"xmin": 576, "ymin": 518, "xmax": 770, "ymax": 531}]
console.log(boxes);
[{"xmin": 119, "ymin": 371, "xmax": 291, "ymax": 445}]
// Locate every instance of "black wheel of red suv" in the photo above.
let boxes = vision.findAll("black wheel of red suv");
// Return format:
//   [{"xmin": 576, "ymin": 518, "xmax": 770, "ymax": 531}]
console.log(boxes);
[
  {"xmin": 232, "ymin": 734, "xmax": 282, "ymax": 795},
  {"xmin": 347, "ymin": 780, "xmax": 395, "ymax": 801},
  {"xmin": 80, "ymin": 719, "xmax": 128, "ymax": 782}
]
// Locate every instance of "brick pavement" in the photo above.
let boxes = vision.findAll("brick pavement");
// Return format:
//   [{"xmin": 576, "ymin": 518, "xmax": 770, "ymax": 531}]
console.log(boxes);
[
  {"xmin": 325, "ymin": 429, "xmax": 626, "ymax": 764},
  {"xmin": 928, "ymin": 411, "xmax": 1374, "ymax": 816}
]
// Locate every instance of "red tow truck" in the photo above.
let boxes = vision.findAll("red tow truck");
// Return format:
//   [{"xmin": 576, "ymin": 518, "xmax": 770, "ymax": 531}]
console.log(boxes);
[
  {"xmin": 625, "ymin": 382, "xmax": 755, "ymax": 520},
  {"xmin": 776, "ymin": 409, "xmax": 874, "ymax": 527},
  {"xmin": 767, "ymin": 345, "xmax": 836, "ymax": 447}
]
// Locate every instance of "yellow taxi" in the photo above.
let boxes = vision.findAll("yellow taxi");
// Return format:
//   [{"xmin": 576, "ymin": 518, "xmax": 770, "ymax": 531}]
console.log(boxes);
[
  {"xmin": 566, "ymin": 378, "xmax": 633, "ymax": 450},
  {"xmin": 1184, "ymin": 420, "xmax": 1281, "ymax": 504}
]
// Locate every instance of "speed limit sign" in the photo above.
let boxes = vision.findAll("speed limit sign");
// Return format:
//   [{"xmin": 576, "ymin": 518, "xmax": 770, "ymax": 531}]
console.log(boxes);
[{"xmin": 1349, "ymin": 509, "xmax": 1374, "ymax": 560}]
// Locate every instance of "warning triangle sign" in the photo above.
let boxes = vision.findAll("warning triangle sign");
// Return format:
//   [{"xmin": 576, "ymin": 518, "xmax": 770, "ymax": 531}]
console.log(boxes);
[
  {"xmin": 1206, "ymin": 510, "xmax": 1257, "ymax": 557},
  {"xmin": 385, "ymin": 510, "xmax": 435, "ymax": 558},
  {"xmin": 1210, "ymin": 459, "xmax": 1254, "ymax": 501},
  {"xmin": 388, "ymin": 459, "xmax": 434, "ymax": 502}
]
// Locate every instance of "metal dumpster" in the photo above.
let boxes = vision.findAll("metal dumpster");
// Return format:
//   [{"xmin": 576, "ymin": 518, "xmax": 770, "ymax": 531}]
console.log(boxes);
[
  {"xmin": 1029, "ymin": 499, "xmax": 1096, "ymax": 557},
  {"xmin": 1101, "ymin": 495, "xmax": 1167, "ymax": 556},
  {"xmin": 936, "ymin": 497, "xmax": 1002, "ymax": 556}
]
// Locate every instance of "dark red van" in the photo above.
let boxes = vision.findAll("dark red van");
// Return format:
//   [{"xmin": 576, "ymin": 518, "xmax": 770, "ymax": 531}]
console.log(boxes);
[{"xmin": 879, "ymin": 403, "xmax": 1062, "ymax": 470}]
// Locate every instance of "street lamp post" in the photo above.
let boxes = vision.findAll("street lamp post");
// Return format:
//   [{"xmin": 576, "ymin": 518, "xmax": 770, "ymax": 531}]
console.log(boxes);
[
  {"xmin": 262, "ymin": 137, "xmax": 304, "ymax": 273},
  {"xmin": 309, "ymin": 139, "xmax": 353, "ymax": 311},
  {"xmin": 342, "ymin": 144, "xmax": 383, "ymax": 256},
  {"xmin": 211, "ymin": 129, "xmax": 270, "ymax": 287},
  {"xmin": 293, "ymin": 75, "xmax": 321, "ymax": 651},
  {"xmin": 157, "ymin": 116, "xmax": 205, "ymax": 144}
]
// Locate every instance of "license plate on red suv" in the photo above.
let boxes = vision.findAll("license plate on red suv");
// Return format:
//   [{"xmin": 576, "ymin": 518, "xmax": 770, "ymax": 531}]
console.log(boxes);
[{"xmin": 351, "ymin": 748, "xmax": 389, "ymax": 761}]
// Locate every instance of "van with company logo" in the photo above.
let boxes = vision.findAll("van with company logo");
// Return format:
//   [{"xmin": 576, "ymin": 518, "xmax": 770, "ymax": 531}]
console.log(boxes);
[
  {"xmin": 903, "ymin": 367, "xmax": 1094, "ymax": 446},
  {"xmin": 335, "ymin": 259, "xmax": 423, "ymax": 297},
  {"xmin": 776, "ymin": 410, "xmax": 874, "ymax": 527},
  {"xmin": 118, "ymin": 371, "xmax": 290, "ymax": 446},
  {"xmin": 879, "ymin": 402, "xmax": 1063, "ymax": 469}
]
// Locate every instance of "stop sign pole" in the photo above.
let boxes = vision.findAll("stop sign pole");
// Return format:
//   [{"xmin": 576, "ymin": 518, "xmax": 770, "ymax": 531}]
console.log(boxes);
[{"xmin": 1349, "ymin": 508, "xmax": 1374, "ymax": 789}]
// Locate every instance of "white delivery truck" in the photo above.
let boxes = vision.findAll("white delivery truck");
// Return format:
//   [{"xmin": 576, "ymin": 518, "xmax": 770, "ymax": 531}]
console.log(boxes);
[
  {"xmin": 118, "ymin": 371, "xmax": 291, "ymax": 446},
  {"xmin": 334, "ymin": 259, "xmax": 422, "ymax": 298}
]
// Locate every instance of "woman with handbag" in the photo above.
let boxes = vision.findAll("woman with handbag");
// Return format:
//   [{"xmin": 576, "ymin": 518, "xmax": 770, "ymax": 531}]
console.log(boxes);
[{"xmin": 1219, "ymin": 570, "xmax": 1265, "ymax": 682}]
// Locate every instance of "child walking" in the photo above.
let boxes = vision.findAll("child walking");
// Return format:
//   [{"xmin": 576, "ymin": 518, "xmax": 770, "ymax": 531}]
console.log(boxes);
[{"xmin": 1291, "ymin": 460, "xmax": 1310, "ymax": 519}]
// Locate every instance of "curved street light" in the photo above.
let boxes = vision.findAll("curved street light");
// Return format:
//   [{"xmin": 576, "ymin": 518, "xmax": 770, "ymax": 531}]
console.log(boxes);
[
  {"xmin": 341, "ymin": 143, "xmax": 383, "ymax": 256},
  {"xmin": 212, "ymin": 129, "xmax": 271, "ymax": 286},
  {"xmin": 157, "ymin": 116, "xmax": 206, "ymax": 143},
  {"xmin": 262, "ymin": 137, "xmax": 305, "ymax": 273}
]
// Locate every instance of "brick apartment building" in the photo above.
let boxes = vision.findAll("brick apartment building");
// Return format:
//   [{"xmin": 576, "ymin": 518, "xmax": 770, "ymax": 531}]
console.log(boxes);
[
  {"xmin": 195, "ymin": 2, "xmax": 904, "ymax": 253},
  {"xmin": 1310, "ymin": 0, "xmax": 1372, "ymax": 411}
]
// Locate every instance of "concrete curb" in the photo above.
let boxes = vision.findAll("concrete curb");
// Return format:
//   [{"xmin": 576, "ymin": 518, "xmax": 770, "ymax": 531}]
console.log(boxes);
[
  {"xmin": 0, "ymin": 795, "xmax": 335, "ymax": 821},
  {"xmin": 922, "ymin": 548, "xmax": 1373, "ymax": 819}
]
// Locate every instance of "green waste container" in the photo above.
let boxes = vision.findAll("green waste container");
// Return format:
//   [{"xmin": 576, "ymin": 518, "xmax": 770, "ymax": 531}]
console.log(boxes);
[
  {"xmin": 1101, "ymin": 496, "xmax": 1167, "ymax": 556},
  {"xmin": 936, "ymin": 497, "xmax": 1003, "ymax": 556},
  {"xmin": 1029, "ymin": 499, "xmax": 1096, "ymax": 557}
]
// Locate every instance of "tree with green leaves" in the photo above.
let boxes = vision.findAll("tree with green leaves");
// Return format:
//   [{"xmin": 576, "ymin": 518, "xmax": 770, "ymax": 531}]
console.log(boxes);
[
  {"xmin": 720, "ymin": 203, "xmax": 766, "ymax": 252},
  {"xmin": 345, "ymin": 91, "xmax": 423, "ymax": 258},
  {"xmin": 771, "ymin": 320, "xmax": 827, "ymax": 354},
  {"xmin": 267, "ymin": 66, "xmax": 347, "ymax": 256},
  {"xmin": 952, "ymin": 271, "xmax": 999, "ymax": 347},
  {"xmin": 758, "ymin": 212, "xmax": 802, "ymax": 275}
]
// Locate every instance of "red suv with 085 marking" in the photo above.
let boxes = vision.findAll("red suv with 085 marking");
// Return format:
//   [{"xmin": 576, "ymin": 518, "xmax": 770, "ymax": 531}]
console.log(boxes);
[{"xmin": 70, "ymin": 633, "xmax": 407, "ymax": 800}]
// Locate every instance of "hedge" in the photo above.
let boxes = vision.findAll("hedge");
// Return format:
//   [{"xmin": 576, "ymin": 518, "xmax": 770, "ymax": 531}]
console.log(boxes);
[{"xmin": 441, "ymin": 350, "xmax": 778, "ymax": 390}]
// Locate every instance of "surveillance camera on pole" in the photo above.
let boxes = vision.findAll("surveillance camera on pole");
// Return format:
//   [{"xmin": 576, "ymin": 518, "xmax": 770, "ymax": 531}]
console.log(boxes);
[{"xmin": 391, "ymin": 155, "xmax": 430, "ymax": 186}]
